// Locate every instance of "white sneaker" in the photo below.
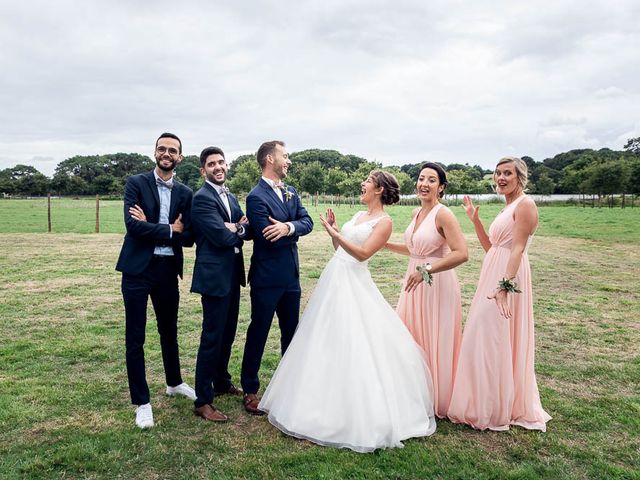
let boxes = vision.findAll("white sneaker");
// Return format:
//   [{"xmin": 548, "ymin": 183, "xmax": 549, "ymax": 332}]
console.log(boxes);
[
  {"xmin": 135, "ymin": 403, "xmax": 154, "ymax": 429},
  {"xmin": 166, "ymin": 382, "xmax": 196, "ymax": 401}
]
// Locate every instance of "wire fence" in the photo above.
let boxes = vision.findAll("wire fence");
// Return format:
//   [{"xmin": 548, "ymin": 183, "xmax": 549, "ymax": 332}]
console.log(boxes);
[{"xmin": 0, "ymin": 192, "xmax": 635, "ymax": 234}]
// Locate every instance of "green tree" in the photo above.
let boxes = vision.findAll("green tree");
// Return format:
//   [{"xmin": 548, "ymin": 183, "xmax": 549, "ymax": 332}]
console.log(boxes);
[
  {"xmin": 323, "ymin": 168, "xmax": 349, "ymax": 194},
  {"xmin": 92, "ymin": 174, "xmax": 120, "ymax": 195},
  {"xmin": 533, "ymin": 172, "xmax": 555, "ymax": 195},
  {"xmin": 624, "ymin": 136, "xmax": 640, "ymax": 154},
  {"xmin": 381, "ymin": 167, "xmax": 414, "ymax": 195},
  {"xmin": 297, "ymin": 161, "xmax": 325, "ymax": 194},
  {"xmin": 0, "ymin": 168, "xmax": 15, "ymax": 194},
  {"xmin": 0, "ymin": 165, "xmax": 50, "ymax": 196},
  {"xmin": 338, "ymin": 161, "xmax": 382, "ymax": 195},
  {"xmin": 175, "ymin": 155, "xmax": 202, "ymax": 191},
  {"xmin": 227, "ymin": 156, "xmax": 261, "ymax": 194},
  {"xmin": 583, "ymin": 160, "xmax": 628, "ymax": 206},
  {"xmin": 105, "ymin": 153, "xmax": 154, "ymax": 178}
]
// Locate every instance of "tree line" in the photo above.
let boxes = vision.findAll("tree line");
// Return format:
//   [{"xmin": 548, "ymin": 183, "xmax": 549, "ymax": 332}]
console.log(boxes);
[{"xmin": 1, "ymin": 137, "xmax": 638, "ymax": 199}]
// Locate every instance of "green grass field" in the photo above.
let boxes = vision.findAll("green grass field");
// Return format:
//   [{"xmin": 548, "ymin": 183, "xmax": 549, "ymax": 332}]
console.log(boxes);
[{"xmin": 0, "ymin": 199, "xmax": 638, "ymax": 479}]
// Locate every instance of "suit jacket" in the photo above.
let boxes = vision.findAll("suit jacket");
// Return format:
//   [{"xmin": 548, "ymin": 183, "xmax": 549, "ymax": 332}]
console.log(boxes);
[
  {"xmin": 190, "ymin": 182, "xmax": 251, "ymax": 297},
  {"xmin": 246, "ymin": 179, "xmax": 313, "ymax": 288},
  {"xmin": 115, "ymin": 171, "xmax": 194, "ymax": 278}
]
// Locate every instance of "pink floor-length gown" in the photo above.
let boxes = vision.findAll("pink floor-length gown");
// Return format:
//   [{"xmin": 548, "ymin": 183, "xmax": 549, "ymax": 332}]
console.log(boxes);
[
  {"xmin": 396, "ymin": 203, "xmax": 462, "ymax": 418},
  {"xmin": 447, "ymin": 195, "xmax": 551, "ymax": 431}
]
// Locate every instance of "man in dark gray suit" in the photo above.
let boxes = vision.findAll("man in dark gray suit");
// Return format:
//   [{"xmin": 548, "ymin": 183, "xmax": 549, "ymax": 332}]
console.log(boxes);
[{"xmin": 190, "ymin": 146, "xmax": 251, "ymax": 422}]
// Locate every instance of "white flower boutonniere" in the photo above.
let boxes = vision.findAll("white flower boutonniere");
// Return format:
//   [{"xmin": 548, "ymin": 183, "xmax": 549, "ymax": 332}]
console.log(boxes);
[{"xmin": 283, "ymin": 188, "xmax": 294, "ymax": 202}]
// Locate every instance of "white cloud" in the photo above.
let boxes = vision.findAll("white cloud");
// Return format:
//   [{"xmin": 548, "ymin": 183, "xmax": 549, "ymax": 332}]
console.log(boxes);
[{"xmin": 0, "ymin": 0, "xmax": 638, "ymax": 176}]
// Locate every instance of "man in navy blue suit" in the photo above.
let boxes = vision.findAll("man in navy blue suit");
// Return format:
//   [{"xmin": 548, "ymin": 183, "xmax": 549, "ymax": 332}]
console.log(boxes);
[
  {"xmin": 115, "ymin": 132, "xmax": 195, "ymax": 429},
  {"xmin": 190, "ymin": 146, "xmax": 251, "ymax": 422},
  {"xmin": 240, "ymin": 140, "xmax": 314, "ymax": 414}
]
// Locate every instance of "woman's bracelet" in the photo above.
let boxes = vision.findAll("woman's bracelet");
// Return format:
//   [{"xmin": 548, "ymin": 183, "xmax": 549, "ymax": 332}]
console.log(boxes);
[
  {"xmin": 416, "ymin": 264, "xmax": 434, "ymax": 286},
  {"xmin": 498, "ymin": 277, "xmax": 521, "ymax": 293}
]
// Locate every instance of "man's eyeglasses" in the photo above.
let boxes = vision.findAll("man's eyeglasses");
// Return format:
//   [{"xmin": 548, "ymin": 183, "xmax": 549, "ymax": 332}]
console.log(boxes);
[{"xmin": 156, "ymin": 146, "xmax": 180, "ymax": 156}]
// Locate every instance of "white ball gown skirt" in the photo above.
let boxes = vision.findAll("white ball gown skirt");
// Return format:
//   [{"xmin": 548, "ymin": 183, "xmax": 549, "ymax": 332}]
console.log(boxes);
[{"xmin": 259, "ymin": 248, "xmax": 437, "ymax": 453}]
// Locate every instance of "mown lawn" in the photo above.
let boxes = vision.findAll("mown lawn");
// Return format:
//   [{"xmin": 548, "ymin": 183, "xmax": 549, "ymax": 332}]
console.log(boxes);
[{"xmin": 0, "ymin": 200, "xmax": 638, "ymax": 479}]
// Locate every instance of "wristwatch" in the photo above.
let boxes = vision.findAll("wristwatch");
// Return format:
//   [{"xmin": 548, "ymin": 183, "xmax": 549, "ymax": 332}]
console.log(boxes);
[{"xmin": 235, "ymin": 223, "xmax": 245, "ymax": 236}]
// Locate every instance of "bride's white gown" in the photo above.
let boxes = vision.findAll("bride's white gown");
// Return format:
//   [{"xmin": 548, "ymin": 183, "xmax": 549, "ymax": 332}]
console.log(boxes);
[{"xmin": 259, "ymin": 212, "xmax": 437, "ymax": 453}]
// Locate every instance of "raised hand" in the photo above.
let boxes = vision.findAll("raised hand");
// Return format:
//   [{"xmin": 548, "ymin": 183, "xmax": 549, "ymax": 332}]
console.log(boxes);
[
  {"xmin": 129, "ymin": 204, "xmax": 147, "ymax": 222},
  {"xmin": 462, "ymin": 195, "xmax": 480, "ymax": 223},
  {"xmin": 487, "ymin": 288, "xmax": 511, "ymax": 318},
  {"xmin": 325, "ymin": 208, "xmax": 338, "ymax": 229},
  {"xmin": 319, "ymin": 213, "xmax": 339, "ymax": 239}
]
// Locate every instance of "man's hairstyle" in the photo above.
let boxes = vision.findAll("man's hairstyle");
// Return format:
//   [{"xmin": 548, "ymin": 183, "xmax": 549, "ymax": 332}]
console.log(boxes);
[
  {"xmin": 199, "ymin": 146, "xmax": 225, "ymax": 168},
  {"xmin": 256, "ymin": 140, "xmax": 285, "ymax": 169},
  {"xmin": 156, "ymin": 132, "xmax": 182, "ymax": 154}
]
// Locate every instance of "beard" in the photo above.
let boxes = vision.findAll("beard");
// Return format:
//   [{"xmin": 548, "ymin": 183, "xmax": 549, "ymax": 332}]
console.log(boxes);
[
  {"xmin": 206, "ymin": 172, "xmax": 226, "ymax": 185},
  {"xmin": 275, "ymin": 165, "xmax": 288, "ymax": 179},
  {"xmin": 156, "ymin": 157, "xmax": 178, "ymax": 172}
]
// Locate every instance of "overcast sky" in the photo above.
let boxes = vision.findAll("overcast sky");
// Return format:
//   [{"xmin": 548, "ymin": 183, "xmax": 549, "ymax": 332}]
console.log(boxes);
[{"xmin": 1, "ymin": 0, "xmax": 638, "ymax": 176}]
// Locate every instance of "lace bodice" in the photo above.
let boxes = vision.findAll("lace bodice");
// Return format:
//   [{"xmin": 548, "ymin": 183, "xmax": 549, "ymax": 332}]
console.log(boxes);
[{"xmin": 334, "ymin": 211, "xmax": 388, "ymax": 264}]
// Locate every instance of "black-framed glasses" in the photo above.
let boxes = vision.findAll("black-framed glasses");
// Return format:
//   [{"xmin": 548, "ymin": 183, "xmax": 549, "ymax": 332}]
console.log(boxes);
[{"xmin": 156, "ymin": 146, "xmax": 180, "ymax": 156}]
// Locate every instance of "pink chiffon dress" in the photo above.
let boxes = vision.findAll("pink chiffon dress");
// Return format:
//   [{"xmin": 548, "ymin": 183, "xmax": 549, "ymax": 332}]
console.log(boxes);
[
  {"xmin": 396, "ymin": 203, "xmax": 462, "ymax": 418},
  {"xmin": 447, "ymin": 195, "xmax": 551, "ymax": 431}
]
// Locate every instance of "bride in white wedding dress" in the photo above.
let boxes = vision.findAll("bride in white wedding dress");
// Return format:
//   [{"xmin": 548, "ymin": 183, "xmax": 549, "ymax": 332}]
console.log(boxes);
[{"xmin": 259, "ymin": 171, "xmax": 437, "ymax": 453}]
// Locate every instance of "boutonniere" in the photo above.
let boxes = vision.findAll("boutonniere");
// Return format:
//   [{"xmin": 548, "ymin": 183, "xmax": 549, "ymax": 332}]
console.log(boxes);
[{"xmin": 283, "ymin": 188, "xmax": 294, "ymax": 202}]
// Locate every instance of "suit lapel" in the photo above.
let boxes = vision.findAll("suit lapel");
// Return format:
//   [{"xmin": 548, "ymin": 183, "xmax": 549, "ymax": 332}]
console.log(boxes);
[
  {"xmin": 260, "ymin": 179, "xmax": 289, "ymax": 218},
  {"xmin": 144, "ymin": 172, "xmax": 161, "ymax": 221},
  {"xmin": 205, "ymin": 182, "xmax": 231, "ymax": 222},
  {"xmin": 169, "ymin": 182, "xmax": 179, "ymax": 221},
  {"xmin": 229, "ymin": 193, "xmax": 241, "ymax": 222}
]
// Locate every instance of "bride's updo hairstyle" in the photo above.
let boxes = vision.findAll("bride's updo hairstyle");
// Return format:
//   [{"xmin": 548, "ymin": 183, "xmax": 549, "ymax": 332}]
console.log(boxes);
[{"xmin": 370, "ymin": 170, "xmax": 401, "ymax": 205}]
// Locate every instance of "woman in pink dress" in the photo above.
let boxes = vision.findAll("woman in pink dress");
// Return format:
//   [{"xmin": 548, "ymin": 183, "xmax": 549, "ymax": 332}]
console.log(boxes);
[
  {"xmin": 386, "ymin": 163, "xmax": 468, "ymax": 418},
  {"xmin": 447, "ymin": 157, "xmax": 551, "ymax": 431}
]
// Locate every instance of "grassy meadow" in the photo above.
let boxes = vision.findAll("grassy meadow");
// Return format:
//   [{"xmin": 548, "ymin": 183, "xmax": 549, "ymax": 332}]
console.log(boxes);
[{"xmin": 0, "ymin": 198, "xmax": 638, "ymax": 479}]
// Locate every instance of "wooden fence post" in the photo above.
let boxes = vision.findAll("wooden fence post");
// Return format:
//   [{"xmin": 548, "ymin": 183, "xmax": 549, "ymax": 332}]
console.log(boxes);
[
  {"xmin": 95, "ymin": 194, "xmax": 100, "ymax": 233},
  {"xmin": 47, "ymin": 193, "xmax": 52, "ymax": 233}
]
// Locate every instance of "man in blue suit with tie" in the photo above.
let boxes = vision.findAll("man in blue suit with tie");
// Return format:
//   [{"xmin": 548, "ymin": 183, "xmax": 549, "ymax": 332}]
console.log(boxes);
[
  {"xmin": 116, "ymin": 132, "xmax": 195, "ymax": 429},
  {"xmin": 190, "ymin": 146, "xmax": 251, "ymax": 422},
  {"xmin": 240, "ymin": 140, "xmax": 314, "ymax": 414}
]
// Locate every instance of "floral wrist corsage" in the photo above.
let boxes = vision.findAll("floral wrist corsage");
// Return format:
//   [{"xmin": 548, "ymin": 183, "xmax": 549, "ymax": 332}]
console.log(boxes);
[
  {"xmin": 416, "ymin": 265, "xmax": 433, "ymax": 286},
  {"xmin": 498, "ymin": 277, "xmax": 521, "ymax": 293}
]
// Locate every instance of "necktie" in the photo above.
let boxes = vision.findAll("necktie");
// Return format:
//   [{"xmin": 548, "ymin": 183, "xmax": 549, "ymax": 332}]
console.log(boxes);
[
  {"xmin": 273, "ymin": 181, "xmax": 284, "ymax": 190},
  {"xmin": 156, "ymin": 177, "xmax": 174, "ymax": 190}
]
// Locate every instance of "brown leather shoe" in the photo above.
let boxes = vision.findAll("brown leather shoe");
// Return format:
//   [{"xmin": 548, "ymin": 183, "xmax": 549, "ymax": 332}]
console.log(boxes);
[
  {"xmin": 243, "ymin": 393, "xmax": 265, "ymax": 416},
  {"xmin": 216, "ymin": 384, "xmax": 244, "ymax": 397},
  {"xmin": 194, "ymin": 404, "xmax": 228, "ymax": 423}
]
